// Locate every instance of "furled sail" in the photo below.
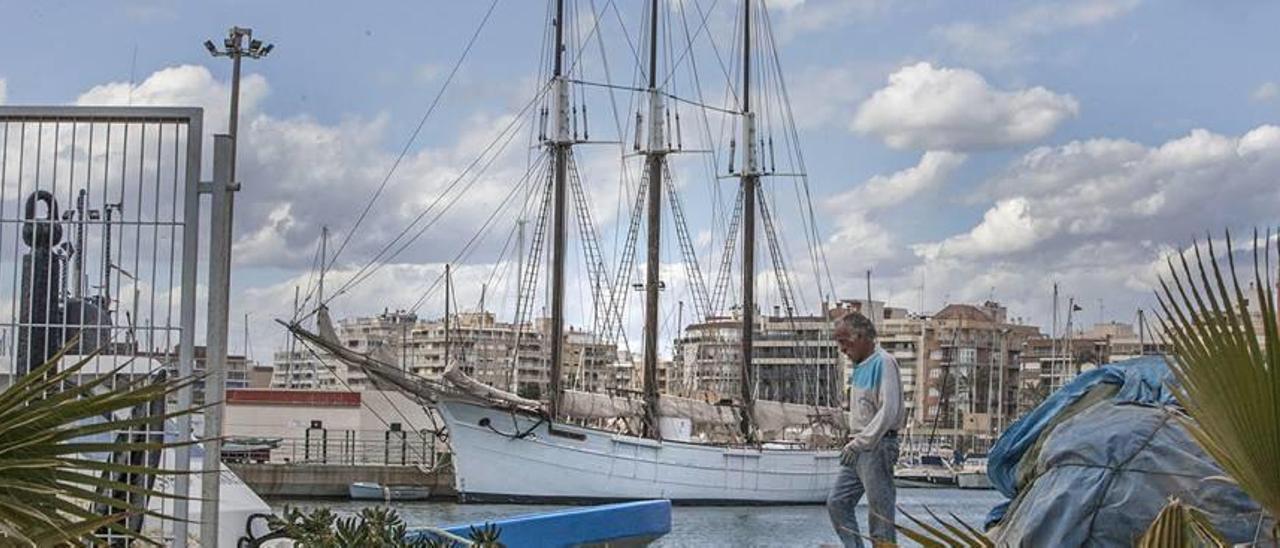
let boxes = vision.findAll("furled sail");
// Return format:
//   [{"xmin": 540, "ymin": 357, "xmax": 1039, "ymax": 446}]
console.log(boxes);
[
  {"xmin": 559, "ymin": 384, "xmax": 841, "ymax": 434},
  {"xmin": 442, "ymin": 364, "xmax": 541, "ymax": 409},
  {"xmin": 286, "ymin": 313, "xmax": 841, "ymax": 435},
  {"xmin": 280, "ymin": 308, "xmax": 452, "ymax": 401}
]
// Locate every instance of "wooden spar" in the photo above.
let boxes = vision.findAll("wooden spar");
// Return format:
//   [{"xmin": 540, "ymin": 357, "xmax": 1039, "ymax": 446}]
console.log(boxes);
[
  {"xmin": 547, "ymin": 0, "xmax": 569, "ymax": 418},
  {"xmin": 641, "ymin": 0, "xmax": 665, "ymax": 439},
  {"xmin": 738, "ymin": 0, "xmax": 758, "ymax": 442}
]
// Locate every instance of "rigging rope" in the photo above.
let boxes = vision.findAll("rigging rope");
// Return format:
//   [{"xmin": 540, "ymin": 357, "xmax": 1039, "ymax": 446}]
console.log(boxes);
[
  {"xmin": 315, "ymin": 84, "xmax": 550, "ymax": 312},
  {"xmin": 319, "ymin": 0, "xmax": 500, "ymax": 286}
]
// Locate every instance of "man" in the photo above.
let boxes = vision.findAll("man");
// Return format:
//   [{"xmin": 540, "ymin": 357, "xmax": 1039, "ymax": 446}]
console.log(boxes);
[{"xmin": 827, "ymin": 311, "xmax": 905, "ymax": 547}]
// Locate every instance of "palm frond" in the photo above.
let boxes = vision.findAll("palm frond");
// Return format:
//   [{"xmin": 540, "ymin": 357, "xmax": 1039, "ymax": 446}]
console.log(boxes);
[
  {"xmin": 1137, "ymin": 498, "xmax": 1228, "ymax": 547},
  {"xmin": 0, "ymin": 344, "xmax": 199, "ymax": 545},
  {"xmin": 894, "ymin": 506, "xmax": 992, "ymax": 547},
  {"xmin": 1155, "ymin": 229, "xmax": 1280, "ymax": 520}
]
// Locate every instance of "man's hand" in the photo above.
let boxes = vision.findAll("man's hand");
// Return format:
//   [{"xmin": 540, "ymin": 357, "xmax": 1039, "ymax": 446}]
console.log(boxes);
[{"xmin": 839, "ymin": 439, "xmax": 863, "ymax": 466}]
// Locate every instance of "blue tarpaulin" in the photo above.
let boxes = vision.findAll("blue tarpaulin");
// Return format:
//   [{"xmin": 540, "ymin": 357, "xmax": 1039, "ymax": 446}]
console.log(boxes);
[{"xmin": 984, "ymin": 356, "xmax": 1273, "ymax": 545}]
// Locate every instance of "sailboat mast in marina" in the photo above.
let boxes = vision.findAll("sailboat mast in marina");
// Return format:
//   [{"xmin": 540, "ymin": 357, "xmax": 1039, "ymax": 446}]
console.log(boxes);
[
  {"xmin": 738, "ymin": 0, "xmax": 759, "ymax": 443},
  {"xmin": 545, "ymin": 0, "xmax": 570, "ymax": 422}
]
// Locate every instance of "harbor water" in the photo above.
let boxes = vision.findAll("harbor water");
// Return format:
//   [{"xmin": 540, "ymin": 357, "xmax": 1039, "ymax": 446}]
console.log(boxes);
[{"xmin": 270, "ymin": 487, "xmax": 1004, "ymax": 546}]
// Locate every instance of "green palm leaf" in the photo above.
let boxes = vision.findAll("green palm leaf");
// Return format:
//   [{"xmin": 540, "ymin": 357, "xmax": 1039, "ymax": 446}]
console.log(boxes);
[
  {"xmin": 0, "ymin": 344, "xmax": 200, "ymax": 546},
  {"xmin": 1137, "ymin": 498, "xmax": 1228, "ymax": 547},
  {"xmin": 1154, "ymin": 230, "xmax": 1280, "ymax": 521}
]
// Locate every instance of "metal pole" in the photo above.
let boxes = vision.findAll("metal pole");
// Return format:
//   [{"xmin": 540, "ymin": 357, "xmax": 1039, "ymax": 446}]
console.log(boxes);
[
  {"xmin": 1050, "ymin": 283, "xmax": 1058, "ymax": 392},
  {"xmin": 445, "ymin": 264, "xmax": 451, "ymax": 368},
  {"xmin": 201, "ymin": 134, "xmax": 236, "ymax": 546},
  {"xmin": 72, "ymin": 190, "xmax": 86, "ymax": 298},
  {"xmin": 1066, "ymin": 297, "xmax": 1075, "ymax": 380},
  {"xmin": 172, "ymin": 111, "xmax": 203, "ymax": 548},
  {"xmin": 547, "ymin": 0, "xmax": 569, "ymax": 419},
  {"xmin": 319, "ymin": 226, "xmax": 327, "ymax": 304},
  {"xmin": 996, "ymin": 330, "xmax": 1005, "ymax": 433},
  {"xmin": 289, "ymin": 285, "xmax": 298, "ymax": 387},
  {"xmin": 738, "ymin": 0, "xmax": 757, "ymax": 443},
  {"xmin": 641, "ymin": 0, "xmax": 665, "ymax": 439},
  {"xmin": 229, "ymin": 53, "xmax": 241, "ymax": 178}
]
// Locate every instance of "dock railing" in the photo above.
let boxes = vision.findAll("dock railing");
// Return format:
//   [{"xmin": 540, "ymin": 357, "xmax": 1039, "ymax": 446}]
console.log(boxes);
[{"xmin": 224, "ymin": 428, "xmax": 444, "ymax": 467}]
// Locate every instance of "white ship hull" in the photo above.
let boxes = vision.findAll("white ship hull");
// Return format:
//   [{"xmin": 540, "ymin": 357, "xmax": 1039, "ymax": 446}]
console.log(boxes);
[{"xmin": 437, "ymin": 399, "xmax": 841, "ymax": 504}]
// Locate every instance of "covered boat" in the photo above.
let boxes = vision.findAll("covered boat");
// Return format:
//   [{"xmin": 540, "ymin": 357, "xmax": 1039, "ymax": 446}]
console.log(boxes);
[{"xmin": 984, "ymin": 356, "xmax": 1275, "ymax": 544}]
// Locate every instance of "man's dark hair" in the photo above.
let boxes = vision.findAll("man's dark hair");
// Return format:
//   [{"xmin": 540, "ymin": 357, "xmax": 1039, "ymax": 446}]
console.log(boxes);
[{"xmin": 834, "ymin": 311, "xmax": 876, "ymax": 340}]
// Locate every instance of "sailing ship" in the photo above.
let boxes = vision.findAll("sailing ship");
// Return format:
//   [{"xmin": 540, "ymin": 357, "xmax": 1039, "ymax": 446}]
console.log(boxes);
[{"xmin": 286, "ymin": 0, "xmax": 848, "ymax": 504}]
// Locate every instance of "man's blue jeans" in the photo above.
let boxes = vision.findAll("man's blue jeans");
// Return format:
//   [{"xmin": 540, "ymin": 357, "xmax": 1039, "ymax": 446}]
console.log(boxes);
[{"xmin": 827, "ymin": 435, "xmax": 900, "ymax": 547}]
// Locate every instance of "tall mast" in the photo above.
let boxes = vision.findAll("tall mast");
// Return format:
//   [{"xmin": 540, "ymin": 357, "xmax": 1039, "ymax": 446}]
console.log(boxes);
[
  {"xmin": 547, "ymin": 0, "xmax": 570, "ymax": 418},
  {"xmin": 445, "ymin": 264, "xmax": 452, "ymax": 368},
  {"xmin": 738, "ymin": 0, "xmax": 758, "ymax": 442},
  {"xmin": 640, "ymin": 0, "xmax": 666, "ymax": 439}
]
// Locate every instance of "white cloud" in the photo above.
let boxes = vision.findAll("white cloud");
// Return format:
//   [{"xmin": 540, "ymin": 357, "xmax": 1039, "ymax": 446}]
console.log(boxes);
[
  {"xmin": 914, "ymin": 197, "xmax": 1053, "ymax": 260},
  {"xmin": 775, "ymin": 0, "xmax": 892, "ymax": 38},
  {"xmin": 935, "ymin": 0, "xmax": 1141, "ymax": 67},
  {"xmin": 74, "ymin": 64, "xmax": 537, "ymax": 272},
  {"xmin": 827, "ymin": 150, "xmax": 966, "ymax": 212},
  {"xmin": 793, "ymin": 121, "xmax": 1280, "ymax": 341},
  {"xmin": 825, "ymin": 213, "xmax": 896, "ymax": 270},
  {"xmin": 1252, "ymin": 82, "xmax": 1280, "ymax": 102},
  {"xmin": 926, "ymin": 125, "xmax": 1280, "ymax": 262},
  {"xmin": 77, "ymin": 65, "xmax": 269, "ymax": 138},
  {"xmin": 787, "ymin": 61, "xmax": 905, "ymax": 131},
  {"xmin": 853, "ymin": 63, "xmax": 1078, "ymax": 150},
  {"xmin": 788, "ymin": 66, "xmax": 868, "ymax": 130},
  {"xmin": 818, "ymin": 152, "xmax": 966, "ymax": 281},
  {"xmin": 0, "ymin": 78, "xmax": 7, "ymax": 105}
]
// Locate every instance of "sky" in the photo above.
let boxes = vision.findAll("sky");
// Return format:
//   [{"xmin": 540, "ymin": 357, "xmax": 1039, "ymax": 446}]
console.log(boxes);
[{"xmin": 2, "ymin": 0, "xmax": 1279, "ymax": 361}]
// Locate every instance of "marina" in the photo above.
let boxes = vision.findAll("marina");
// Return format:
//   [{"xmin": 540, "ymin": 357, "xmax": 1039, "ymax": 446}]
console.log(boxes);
[{"xmin": 0, "ymin": 0, "xmax": 1278, "ymax": 545}]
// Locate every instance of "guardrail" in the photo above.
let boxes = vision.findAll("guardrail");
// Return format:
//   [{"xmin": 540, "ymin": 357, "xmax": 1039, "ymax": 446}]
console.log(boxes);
[{"xmin": 223, "ymin": 429, "xmax": 444, "ymax": 467}]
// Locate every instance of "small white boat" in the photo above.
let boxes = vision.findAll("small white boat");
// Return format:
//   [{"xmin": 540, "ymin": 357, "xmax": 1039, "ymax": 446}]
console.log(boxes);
[
  {"xmin": 956, "ymin": 453, "xmax": 993, "ymax": 489},
  {"xmin": 349, "ymin": 482, "xmax": 432, "ymax": 501},
  {"xmin": 894, "ymin": 454, "xmax": 958, "ymax": 488}
]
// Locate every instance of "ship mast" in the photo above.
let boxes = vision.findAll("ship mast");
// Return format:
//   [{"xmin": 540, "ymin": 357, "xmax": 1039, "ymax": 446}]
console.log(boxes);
[
  {"xmin": 641, "ymin": 0, "xmax": 666, "ymax": 439},
  {"xmin": 547, "ymin": 0, "xmax": 571, "ymax": 419},
  {"xmin": 737, "ymin": 0, "xmax": 759, "ymax": 442}
]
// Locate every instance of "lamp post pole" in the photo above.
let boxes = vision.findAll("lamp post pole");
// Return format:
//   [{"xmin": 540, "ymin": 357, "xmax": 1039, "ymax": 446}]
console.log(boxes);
[{"xmin": 190, "ymin": 27, "xmax": 271, "ymax": 548}]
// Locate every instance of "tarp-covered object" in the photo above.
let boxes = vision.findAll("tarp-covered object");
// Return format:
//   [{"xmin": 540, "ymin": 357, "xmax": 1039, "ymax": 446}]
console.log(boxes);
[{"xmin": 985, "ymin": 356, "xmax": 1274, "ymax": 545}]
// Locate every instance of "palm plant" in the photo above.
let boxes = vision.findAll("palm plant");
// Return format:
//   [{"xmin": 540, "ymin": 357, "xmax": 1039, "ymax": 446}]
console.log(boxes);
[
  {"xmin": 265, "ymin": 506, "xmax": 504, "ymax": 547},
  {"xmin": 1154, "ymin": 230, "xmax": 1280, "ymax": 521},
  {"xmin": 0, "ymin": 345, "xmax": 198, "ymax": 545}
]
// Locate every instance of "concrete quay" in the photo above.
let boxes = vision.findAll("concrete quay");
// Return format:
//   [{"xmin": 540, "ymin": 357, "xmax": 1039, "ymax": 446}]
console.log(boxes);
[{"xmin": 229, "ymin": 462, "xmax": 457, "ymax": 499}]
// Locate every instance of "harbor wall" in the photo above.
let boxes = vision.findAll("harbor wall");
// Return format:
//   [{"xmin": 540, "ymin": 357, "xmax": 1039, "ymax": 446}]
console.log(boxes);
[{"xmin": 229, "ymin": 463, "xmax": 456, "ymax": 499}]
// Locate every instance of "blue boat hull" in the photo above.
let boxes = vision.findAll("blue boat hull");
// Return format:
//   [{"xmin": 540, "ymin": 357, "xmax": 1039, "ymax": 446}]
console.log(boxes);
[{"xmin": 409, "ymin": 499, "xmax": 672, "ymax": 547}]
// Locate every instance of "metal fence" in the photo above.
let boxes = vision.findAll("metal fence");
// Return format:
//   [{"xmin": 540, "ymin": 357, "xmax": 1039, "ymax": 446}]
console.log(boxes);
[
  {"xmin": 0, "ymin": 107, "xmax": 201, "ymax": 377},
  {"xmin": 0, "ymin": 106, "xmax": 203, "ymax": 544},
  {"xmin": 227, "ymin": 429, "xmax": 445, "ymax": 467}
]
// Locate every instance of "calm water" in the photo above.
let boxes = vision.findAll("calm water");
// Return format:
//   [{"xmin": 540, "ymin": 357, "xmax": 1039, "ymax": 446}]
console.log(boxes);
[{"xmin": 270, "ymin": 488, "xmax": 1004, "ymax": 547}]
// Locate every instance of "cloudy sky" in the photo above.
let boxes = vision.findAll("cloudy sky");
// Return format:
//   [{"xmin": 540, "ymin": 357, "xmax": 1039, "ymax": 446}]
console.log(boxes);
[{"xmin": 2, "ymin": 0, "xmax": 1279, "ymax": 360}]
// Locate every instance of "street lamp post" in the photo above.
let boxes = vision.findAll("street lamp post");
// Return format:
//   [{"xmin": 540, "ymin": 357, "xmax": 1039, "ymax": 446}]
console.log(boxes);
[
  {"xmin": 184, "ymin": 26, "xmax": 271, "ymax": 548},
  {"xmin": 204, "ymin": 27, "xmax": 272, "ymax": 180}
]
